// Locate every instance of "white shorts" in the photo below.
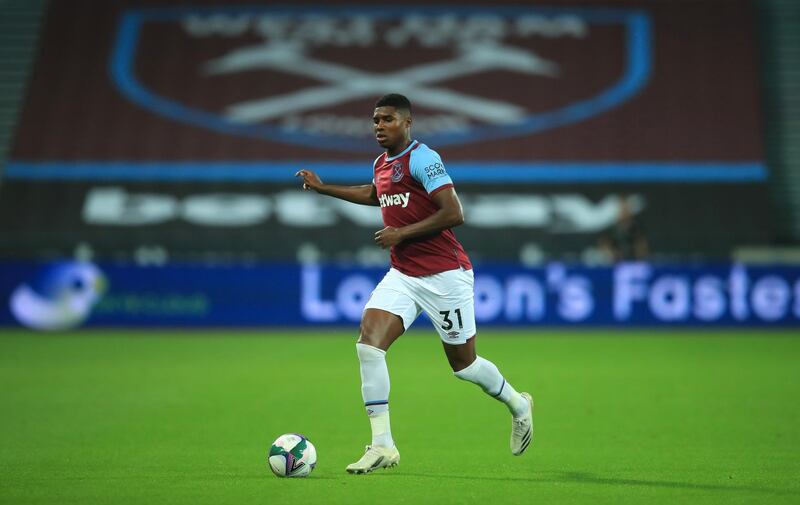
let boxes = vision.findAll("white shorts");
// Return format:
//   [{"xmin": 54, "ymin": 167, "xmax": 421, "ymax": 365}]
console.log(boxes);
[{"xmin": 363, "ymin": 267, "xmax": 477, "ymax": 344}]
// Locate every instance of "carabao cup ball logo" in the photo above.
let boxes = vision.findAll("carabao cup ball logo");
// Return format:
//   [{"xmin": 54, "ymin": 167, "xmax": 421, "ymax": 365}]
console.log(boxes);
[
  {"xmin": 9, "ymin": 261, "xmax": 107, "ymax": 331},
  {"xmin": 268, "ymin": 433, "xmax": 317, "ymax": 478},
  {"xmin": 111, "ymin": 6, "xmax": 651, "ymax": 152}
]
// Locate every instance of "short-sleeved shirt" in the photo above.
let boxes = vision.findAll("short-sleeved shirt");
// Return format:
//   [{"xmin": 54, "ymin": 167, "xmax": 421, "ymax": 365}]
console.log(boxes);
[{"xmin": 372, "ymin": 140, "xmax": 472, "ymax": 277}]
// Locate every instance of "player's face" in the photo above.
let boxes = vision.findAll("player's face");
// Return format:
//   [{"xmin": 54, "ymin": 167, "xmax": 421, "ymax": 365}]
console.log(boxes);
[{"xmin": 373, "ymin": 106, "xmax": 411, "ymax": 152}]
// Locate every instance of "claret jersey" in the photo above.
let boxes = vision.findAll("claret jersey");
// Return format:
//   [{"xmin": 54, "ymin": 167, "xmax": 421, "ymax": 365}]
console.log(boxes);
[{"xmin": 373, "ymin": 140, "xmax": 472, "ymax": 277}]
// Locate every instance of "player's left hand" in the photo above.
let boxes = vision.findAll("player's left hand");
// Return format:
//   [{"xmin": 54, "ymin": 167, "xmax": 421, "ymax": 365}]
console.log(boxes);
[{"xmin": 374, "ymin": 227, "xmax": 404, "ymax": 248}]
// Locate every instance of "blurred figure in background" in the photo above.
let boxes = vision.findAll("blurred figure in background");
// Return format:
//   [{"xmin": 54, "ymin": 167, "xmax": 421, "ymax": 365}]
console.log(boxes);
[{"xmin": 598, "ymin": 194, "xmax": 649, "ymax": 262}]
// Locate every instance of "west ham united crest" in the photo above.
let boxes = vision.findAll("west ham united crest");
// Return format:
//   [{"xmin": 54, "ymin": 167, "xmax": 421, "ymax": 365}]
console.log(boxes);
[
  {"xmin": 111, "ymin": 6, "xmax": 651, "ymax": 152},
  {"xmin": 391, "ymin": 162, "xmax": 404, "ymax": 183}
]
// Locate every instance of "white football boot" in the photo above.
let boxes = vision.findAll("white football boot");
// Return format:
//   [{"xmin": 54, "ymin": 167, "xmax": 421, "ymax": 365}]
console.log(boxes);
[
  {"xmin": 511, "ymin": 392, "xmax": 534, "ymax": 456},
  {"xmin": 345, "ymin": 445, "xmax": 400, "ymax": 474}
]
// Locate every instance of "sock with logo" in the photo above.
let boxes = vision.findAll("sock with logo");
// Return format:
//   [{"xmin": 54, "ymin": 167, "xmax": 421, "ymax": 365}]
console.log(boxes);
[
  {"xmin": 454, "ymin": 356, "xmax": 529, "ymax": 417},
  {"xmin": 356, "ymin": 343, "xmax": 394, "ymax": 448}
]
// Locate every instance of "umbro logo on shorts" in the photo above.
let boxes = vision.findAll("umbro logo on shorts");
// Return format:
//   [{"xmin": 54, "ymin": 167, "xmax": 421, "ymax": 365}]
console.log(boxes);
[{"xmin": 446, "ymin": 331, "xmax": 460, "ymax": 339}]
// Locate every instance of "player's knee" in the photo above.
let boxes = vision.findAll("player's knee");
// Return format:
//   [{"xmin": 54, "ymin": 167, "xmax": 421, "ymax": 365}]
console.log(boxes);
[
  {"xmin": 443, "ymin": 337, "xmax": 477, "ymax": 372},
  {"xmin": 359, "ymin": 310, "xmax": 405, "ymax": 350},
  {"xmin": 358, "ymin": 320, "xmax": 383, "ymax": 349},
  {"xmin": 448, "ymin": 354, "xmax": 475, "ymax": 372}
]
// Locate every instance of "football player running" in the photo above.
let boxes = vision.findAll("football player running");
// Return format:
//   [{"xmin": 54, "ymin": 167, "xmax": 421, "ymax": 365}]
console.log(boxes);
[{"xmin": 295, "ymin": 94, "xmax": 533, "ymax": 474}]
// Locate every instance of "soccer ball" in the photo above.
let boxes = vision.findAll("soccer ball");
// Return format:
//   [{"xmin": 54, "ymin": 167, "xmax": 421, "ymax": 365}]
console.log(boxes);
[{"xmin": 268, "ymin": 433, "xmax": 317, "ymax": 478}]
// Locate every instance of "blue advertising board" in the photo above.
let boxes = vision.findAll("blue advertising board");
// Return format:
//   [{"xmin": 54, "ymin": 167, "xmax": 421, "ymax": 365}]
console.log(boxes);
[{"xmin": 1, "ymin": 261, "xmax": 798, "ymax": 329}]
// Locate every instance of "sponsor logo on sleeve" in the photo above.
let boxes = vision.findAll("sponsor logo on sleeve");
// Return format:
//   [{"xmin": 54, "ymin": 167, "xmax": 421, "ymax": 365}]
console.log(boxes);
[{"xmin": 424, "ymin": 162, "xmax": 448, "ymax": 180}]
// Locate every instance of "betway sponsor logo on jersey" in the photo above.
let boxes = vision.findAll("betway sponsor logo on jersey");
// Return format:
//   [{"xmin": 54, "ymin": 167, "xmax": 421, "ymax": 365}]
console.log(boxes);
[{"xmin": 378, "ymin": 192, "xmax": 411, "ymax": 209}]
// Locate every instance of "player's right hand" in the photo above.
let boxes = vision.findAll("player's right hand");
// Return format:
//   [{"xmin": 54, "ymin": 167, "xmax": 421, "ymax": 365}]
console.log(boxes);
[{"xmin": 295, "ymin": 169, "xmax": 323, "ymax": 192}]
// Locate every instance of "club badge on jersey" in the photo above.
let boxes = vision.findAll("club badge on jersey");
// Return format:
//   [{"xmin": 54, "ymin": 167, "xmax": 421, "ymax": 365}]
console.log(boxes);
[{"xmin": 391, "ymin": 161, "xmax": 404, "ymax": 182}]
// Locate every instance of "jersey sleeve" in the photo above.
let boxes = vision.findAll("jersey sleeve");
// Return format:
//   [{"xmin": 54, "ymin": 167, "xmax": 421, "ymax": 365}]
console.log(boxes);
[
  {"xmin": 372, "ymin": 154, "xmax": 383, "ymax": 185},
  {"xmin": 409, "ymin": 147, "xmax": 453, "ymax": 195}
]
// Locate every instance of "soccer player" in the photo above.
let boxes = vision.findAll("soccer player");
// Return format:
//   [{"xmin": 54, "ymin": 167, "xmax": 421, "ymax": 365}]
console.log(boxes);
[{"xmin": 295, "ymin": 94, "xmax": 533, "ymax": 474}]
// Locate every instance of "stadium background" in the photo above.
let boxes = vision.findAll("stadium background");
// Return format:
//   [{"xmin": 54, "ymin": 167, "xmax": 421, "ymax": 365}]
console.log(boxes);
[
  {"xmin": 1, "ymin": 0, "xmax": 798, "ymax": 327},
  {"xmin": 0, "ymin": 1, "xmax": 799, "ymax": 504}
]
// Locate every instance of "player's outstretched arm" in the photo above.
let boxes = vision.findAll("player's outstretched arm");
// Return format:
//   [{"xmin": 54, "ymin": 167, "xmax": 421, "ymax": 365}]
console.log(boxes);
[
  {"xmin": 295, "ymin": 169, "xmax": 379, "ymax": 206},
  {"xmin": 374, "ymin": 187, "xmax": 464, "ymax": 248}
]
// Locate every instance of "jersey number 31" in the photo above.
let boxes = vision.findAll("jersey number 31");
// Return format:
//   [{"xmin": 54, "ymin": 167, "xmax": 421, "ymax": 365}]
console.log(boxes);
[{"xmin": 439, "ymin": 309, "xmax": 463, "ymax": 330}]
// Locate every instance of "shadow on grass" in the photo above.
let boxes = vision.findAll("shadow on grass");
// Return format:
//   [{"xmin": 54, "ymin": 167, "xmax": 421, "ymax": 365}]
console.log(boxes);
[{"xmin": 379, "ymin": 470, "xmax": 797, "ymax": 496}]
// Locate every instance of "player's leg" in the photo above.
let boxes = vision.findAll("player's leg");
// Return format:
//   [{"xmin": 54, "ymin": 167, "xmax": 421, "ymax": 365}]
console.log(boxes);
[
  {"xmin": 356, "ymin": 308, "xmax": 403, "ymax": 449},
  {"xmin": 444, "ymin": 336, "xmax": 528, "ymax": 415},
  {"xmin": 422, "ymin": 268, "xmax": 534, "ymax": 456},
  {"xmin": 347, "ymin": 270, "xmax": 419, "ymax": 474},
  {"xmin": 444, "ymin": 337, "xmax": 533, "ymax": 455}
]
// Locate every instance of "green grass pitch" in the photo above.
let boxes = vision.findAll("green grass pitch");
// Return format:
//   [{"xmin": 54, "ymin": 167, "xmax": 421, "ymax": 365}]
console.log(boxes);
[{"xmin": 1, "ymin": 329, "xmax": 799, "ymax": 505}]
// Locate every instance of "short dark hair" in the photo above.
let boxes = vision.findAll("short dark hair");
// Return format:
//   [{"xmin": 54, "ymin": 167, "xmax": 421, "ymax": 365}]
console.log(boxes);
[{"xmin": 375, "ymin": 93, "xmax": 412, "ymax": 114}]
